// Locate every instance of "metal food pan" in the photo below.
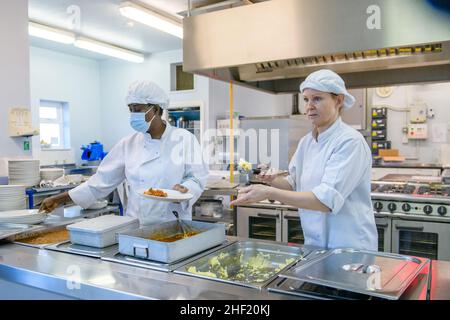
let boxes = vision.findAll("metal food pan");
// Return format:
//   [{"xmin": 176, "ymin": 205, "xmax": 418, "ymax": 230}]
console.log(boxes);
[
  {"xmin": 102, "ymin": 240, "xmax": 234, "ymax": 272},
  {"xmin": 0, "ymin": 223, "xmax": 41, "ymax": 241},
  {"xmin": 46, "ymin": 241, "xmax": 118, "ymax": 258},
  {"xmin": 12, "ymin": 224, "xmax": 71, "ymax": 249},
  {"xmin": 174, "ymin": 240, "xmax": 309, "ymax": 289},
  {"xmin": 279, "ymin": 248, "xmax": 430, "ymax": 300},
  {"xmin": 118, "ymin": 220, "xmax": 226, "ymax": 263}
]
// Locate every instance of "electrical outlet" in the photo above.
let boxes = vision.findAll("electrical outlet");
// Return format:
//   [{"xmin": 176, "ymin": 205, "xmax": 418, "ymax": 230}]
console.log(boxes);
[{"xmin": 427, "ymin": 107, "xmax": 435, "ymax": 118}]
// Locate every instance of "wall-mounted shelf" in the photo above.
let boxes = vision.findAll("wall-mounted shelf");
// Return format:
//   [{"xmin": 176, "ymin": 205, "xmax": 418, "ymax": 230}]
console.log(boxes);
[{"xmin": 10, "ymin": 130, "xmax": 39, "ymax": 138}]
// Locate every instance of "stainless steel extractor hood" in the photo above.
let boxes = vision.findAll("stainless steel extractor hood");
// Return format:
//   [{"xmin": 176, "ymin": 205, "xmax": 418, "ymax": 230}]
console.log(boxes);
[{"xmin": 183, "ymin": 0, "xmax": 450, "ymax": 92}]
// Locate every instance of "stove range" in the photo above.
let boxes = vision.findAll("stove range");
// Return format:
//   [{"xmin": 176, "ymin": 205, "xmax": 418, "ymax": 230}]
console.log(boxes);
[{"xmin": 371, "ymin": 181, "xmax": 450, "ymax": 219}]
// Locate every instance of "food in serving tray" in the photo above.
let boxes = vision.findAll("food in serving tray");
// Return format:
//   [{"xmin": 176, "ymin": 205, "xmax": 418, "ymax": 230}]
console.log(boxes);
[
  {"xmin": 144, "ymin": 188, "xmax": 168, "ymax": 197},
  {"xmin": 148, "ymin": 230, "xmax": 200, "ymax": 242},
  {"xmin": 18, "ymin": 229, "xmax": 70, "ymax": 245},
  {"xmin": 186, "ymin": 250, "xmax": 295, "ymax": 283}
]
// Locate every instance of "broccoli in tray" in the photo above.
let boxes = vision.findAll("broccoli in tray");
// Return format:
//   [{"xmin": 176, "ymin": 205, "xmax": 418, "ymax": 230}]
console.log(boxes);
[{"xmin": 186, "ymin": 249, "xmax": 295, "ymax": 284}]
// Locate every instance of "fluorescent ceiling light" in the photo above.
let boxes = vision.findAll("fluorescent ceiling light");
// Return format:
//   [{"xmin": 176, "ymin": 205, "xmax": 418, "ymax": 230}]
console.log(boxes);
[
  {"xmin": 28, "ymin": 22, "xmax": 75, "ymax": 44},
  {"xmin": 119, "ymin": 1, "xmax": 183, "ymax": 39},
  {"xmin": 74, "ymin": 37, "xmax": 145, "ymax": 63}
]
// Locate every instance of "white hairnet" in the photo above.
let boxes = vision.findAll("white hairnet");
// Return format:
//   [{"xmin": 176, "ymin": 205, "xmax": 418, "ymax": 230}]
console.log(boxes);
[
  {"xmin": 300, "ymin": 69, "xmax": 355, "ymax": 110},
  {"xmin": 125, "ymin": 80, "xmax": 169, "ymax": 109}
]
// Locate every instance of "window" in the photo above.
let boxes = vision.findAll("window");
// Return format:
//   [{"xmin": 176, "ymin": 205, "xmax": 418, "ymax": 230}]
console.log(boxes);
[
  {"xmin": 39, "ymin": 100, "xmax": 70, "ymax": 150},
  {"xmin": 170, "ymin": 62, "xmax": 194, "ymax": 91}
]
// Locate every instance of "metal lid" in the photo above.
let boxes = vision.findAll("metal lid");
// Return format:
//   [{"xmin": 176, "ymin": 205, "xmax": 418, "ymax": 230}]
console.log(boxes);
[
  {"xmin": 280, "ymin": 248, "xmax": 430, "ymax": 300},
  {"xmin": 67, "ymin": 215, "xmax": 139, "ymax": 234}
]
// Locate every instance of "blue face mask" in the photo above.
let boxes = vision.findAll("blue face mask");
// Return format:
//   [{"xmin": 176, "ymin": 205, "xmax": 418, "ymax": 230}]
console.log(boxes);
[{"xmin": 129, "ymin": 107, "xmax": 156, "ymax": 133}]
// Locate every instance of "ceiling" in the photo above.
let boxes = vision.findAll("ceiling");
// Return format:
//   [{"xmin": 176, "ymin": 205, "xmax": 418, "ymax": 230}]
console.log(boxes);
[
  {"xmin": 28, "ymin": 0, "xmax": 186, "ymax": 61},
  {"xmin": 28, "ymin": 0, "xmax": 268, "ymax": 61}
]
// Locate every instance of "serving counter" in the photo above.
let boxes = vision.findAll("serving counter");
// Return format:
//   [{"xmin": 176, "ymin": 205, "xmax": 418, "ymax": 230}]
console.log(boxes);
[{"xmin": 0, "ymin": 236, "xmax": 446, "ymax": 300}]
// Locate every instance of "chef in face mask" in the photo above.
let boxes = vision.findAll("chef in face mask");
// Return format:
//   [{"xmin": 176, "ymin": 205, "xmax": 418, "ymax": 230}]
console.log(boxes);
[{"xmin": 40, "ymin": 81, "xmax": 209, "ymax": 225}]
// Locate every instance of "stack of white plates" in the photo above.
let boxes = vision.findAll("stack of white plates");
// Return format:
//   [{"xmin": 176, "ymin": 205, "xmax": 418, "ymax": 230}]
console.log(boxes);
[
  {"xmin": 40, "ymin": 168, "xmax": 64, "ymax": 181},
  {"xmin": 8, "ymin": 159, "xmax": 41, "ymax": 187},
  {"xmin": 0, "ymin": 185, "xmax": 27, "ymax": 211},
  {"xmin": 0, "ymin": 209, "xmax": 46, "ymax": 224}
]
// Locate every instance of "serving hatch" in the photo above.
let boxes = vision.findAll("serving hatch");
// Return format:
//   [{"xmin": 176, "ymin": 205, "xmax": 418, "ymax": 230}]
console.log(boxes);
[{"xmin": 118, "ymin": 220, "xmax": 226, "ymax": 263}]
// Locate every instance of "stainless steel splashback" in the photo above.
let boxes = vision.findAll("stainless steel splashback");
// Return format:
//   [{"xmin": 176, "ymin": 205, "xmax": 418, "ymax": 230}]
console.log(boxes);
[{"xmin": 183, "ymin": 0, "xmax": 450, "ymax": 91}]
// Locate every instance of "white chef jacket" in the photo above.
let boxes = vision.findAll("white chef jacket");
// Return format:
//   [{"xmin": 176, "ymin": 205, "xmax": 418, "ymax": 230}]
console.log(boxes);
[
  {"xmin": 69, "ymin": 122, "xmax": 209, "ymax": 225},
  {"xmin": 286, "ymin": 117, "xmax": 378, "ymax": 250}
]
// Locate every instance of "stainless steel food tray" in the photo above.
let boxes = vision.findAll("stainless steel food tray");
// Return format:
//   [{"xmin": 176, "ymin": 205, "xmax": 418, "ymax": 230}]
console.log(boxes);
[
  {"xmin": 45, "ymin": 241, "xmax": 118, "ymax": 258},
  {"xmin": 12, "ymin": 222, "xmax": 77, "ymax": 249},
  {"xmin": 101, "ymin": 240, "xmax": 235, "ymax": 272},
  {"xmin": 279, "ymin": 248, "xmax": 430, "ymax": 300},
  {"xmin": 118, "ymin": 220, "xmax": 226, "ymax": 263},
  {"xmin": 174, "ymin": 240, "xmax": 310, "ymax": 289},
  {"xmin": 0, "ymin": 223, "xmax": 41, "ymax": 241}
]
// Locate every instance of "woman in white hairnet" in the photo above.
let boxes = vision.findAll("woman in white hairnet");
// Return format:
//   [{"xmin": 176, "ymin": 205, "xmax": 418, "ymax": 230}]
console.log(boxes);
[
  {"xmin": 41, "ymin": 81, "xmax": 209, "ymax": 224},
  {"xmin": 231, "ymin": 69, "xmax": 378, "ymax": 251}
]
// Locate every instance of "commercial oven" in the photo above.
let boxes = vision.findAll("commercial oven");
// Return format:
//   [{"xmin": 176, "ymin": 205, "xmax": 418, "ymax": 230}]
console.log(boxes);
[
  {"xmin": 282, "ymin": 209, "xmax": 305, "ymax": 245},
  {"xmin": 375, "ymin": 216, "xmax": 392, "ymax": 253},
  {"xmin": 392, "ymin": 218, "xmax": 450, "ymax": 261},
  {"xmin": 237, "ymin": 207, "xmax": 282, "ymax": 242}
]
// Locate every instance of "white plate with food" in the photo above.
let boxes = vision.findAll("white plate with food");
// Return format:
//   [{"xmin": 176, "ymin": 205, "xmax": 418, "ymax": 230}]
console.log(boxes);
[{"xmin": 138, "ymin": 188, "xmax": 193, "ymax": 202}]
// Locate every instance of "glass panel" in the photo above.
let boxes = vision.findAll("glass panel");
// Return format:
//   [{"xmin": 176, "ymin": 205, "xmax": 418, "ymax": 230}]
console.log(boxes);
[
  {"xmin": 287, "ymin": 219, "xmax": 305, "ymax": 244},
  {"xmin": 176, "ymin": 64, "xmax": 194, "ymax": 91},
  {"xmin": 249, "ymin": 216, "xmax": 277, "ymax": 241},
  {"xmin": 399, "ymin": 231, "xmax": 438, "ymax": 260},
  {"xmin": 40, "ymin": 123, "xmax": 61, "ymax": 147},
  {"xmin": 377, "ymin": 227, "xmax": 385, "ymax": 252},
  {"xmin": 39, "ymin": 106, "xmax": 58, "ymax": 119}
]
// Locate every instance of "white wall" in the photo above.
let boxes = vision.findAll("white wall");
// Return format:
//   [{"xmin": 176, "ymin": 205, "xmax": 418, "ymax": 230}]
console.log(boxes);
[
  {"xmin": 99, "ymin": 49, "xmax": 210, "ymax": 150},
  {"xmin": 208, "ymin": 79, "xmax": 292, "ymax": 128},
  {"xmin": 372, "ymin": 82, "xmax": 450, "ymax": 164},
  {"xmin": 0, "ymin": 0, "xmax": 31, "ymax": 176},
  {"xmin": 29, "ymin": 47, "xmax": 102, "ymax": 165}
]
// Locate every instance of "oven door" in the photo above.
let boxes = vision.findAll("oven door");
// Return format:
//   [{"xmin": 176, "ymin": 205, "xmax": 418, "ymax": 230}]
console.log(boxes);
[
  {"xmin": 375, "ymin": 217, "xmax": 392, "ymax": 253},
  {"xmin": 282, "ymin": 210, "xmax": 305, "ymax": 245},
  {"xmin": 237, "ymin": 207, "xmax": 282, "ymax": 242},
  {"xmin": 392, "ymin": 218, "xmax": 450, "ymax": 261}
]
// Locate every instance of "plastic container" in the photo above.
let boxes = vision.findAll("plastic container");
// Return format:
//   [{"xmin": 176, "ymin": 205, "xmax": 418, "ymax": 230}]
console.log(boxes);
[{"xmin": 67, "ymin": 215, "xmax": 139, "ymax": 248}]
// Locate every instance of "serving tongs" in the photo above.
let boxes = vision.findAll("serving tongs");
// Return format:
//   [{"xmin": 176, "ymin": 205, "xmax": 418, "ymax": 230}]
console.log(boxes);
[{"xmin": 172, "ymin": 211, "xmax": 194, "ymax": 238}]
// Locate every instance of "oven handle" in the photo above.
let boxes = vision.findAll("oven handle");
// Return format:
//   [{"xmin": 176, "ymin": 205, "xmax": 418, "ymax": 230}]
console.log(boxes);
[
  {"xmin": 394, "ymin": 225, "xmax": 424, "ymax": 231},
  {"xmin": 283, "ymin": 215, "xmax": 299, "ymax": 221},
  {"xmin": 257, "ymin": 213, "xmax": 280, "ymax": 219},
  {"xmin": 376, "ymin": 224, "xmax": 389, "ymax": 228}
]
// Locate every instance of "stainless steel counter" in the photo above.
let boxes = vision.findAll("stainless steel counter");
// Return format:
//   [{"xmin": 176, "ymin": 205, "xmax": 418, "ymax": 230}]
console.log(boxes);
[
  {"xmin": 1, "ymin": 238, "xmax": 449, "ymax": 299},
  {"xmin": 431, "ymin": 260, "xmax": 450, "ymax": 300},
  {"xmin": 1, "ymin": 202, "xmax": 450, "ymax": 300},
  {"xmin": 372, "ymin": 163, "xmax": 442, "ymax": 169},
  {"xmin": 0, "ymin": 241, "xmax": 299, "ymax": 300}
]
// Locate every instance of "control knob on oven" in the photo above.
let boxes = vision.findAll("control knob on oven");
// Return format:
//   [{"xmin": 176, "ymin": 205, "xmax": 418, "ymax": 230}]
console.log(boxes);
[
  {"xmin": 374, "ymin": 202, "xmax": 383, "ymax": 212},
  {"xmin": 438, "ymin": 206, "xmax": 447, "ymax": 216},
  {"xmin": 387, "ymin": 203, "xmax": 397, "ymax": 213},
  {"xmin": 401, "ymin": 203, "xmax": 411, "ymax": 213},
  {"xmin": 423, "ymin": 205, "xmax": 433, "ymax": 215}
]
